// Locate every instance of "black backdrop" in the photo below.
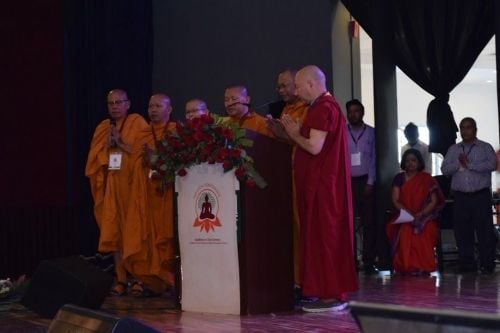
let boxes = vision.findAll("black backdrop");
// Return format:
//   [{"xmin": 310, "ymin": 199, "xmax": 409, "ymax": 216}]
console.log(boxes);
[
  {"xmin": 0, "ymin": 0, "xmax": 335, "ymax": 278},
  {"xmin": 152, "ymin": 0, "xmax": 334, "ymax": 119}
]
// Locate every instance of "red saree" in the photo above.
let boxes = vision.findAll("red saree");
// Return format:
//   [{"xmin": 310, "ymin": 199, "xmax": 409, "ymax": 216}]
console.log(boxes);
[{"xmin": 386, "ymin": 172, "xmax": 445, "ymax": 274}]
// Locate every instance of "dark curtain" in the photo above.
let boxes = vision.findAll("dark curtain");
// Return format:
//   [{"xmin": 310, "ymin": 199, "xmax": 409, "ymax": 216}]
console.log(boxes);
[
  {"xmin": 342, "ymin": 0, "xmax": 494, "ymax": 155},
  {"xmin": 65, "ymin": 0, "xmax": 153, "ymax": 255},
  {"xmin": 393, "ymin": 0, "xmax": 494, "ymax": 154}
]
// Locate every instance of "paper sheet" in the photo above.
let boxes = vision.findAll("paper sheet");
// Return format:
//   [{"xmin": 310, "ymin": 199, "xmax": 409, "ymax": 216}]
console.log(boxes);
[{"xmin": 393, "ymin": 208, "xmax": 414, "ymax": 224}]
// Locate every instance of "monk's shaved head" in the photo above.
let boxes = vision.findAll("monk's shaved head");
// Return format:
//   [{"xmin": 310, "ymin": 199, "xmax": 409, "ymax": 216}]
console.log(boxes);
[
  {"xmin": 297, "ymin": 65, "xmax": 326, "ymax": 87},
  {"xmin": 294, "ymin": 65, "xmax": 328, "ymax": 104}
]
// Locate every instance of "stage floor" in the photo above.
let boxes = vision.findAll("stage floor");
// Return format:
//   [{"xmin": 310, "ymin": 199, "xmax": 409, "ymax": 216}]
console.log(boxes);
[{"xmin": 1, "ymin": 268, "xmax": 500, "ymax": 332}]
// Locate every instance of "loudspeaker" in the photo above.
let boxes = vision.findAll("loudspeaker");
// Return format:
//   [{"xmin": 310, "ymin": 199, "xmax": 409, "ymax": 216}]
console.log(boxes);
[
  {"xmin": 21, "ymin": 256, "xmax": 113, "ymax": 318},
  {"xmin": 48, "ymin": 304, "xmax": 160, "ymax": 333},
  {"xmin": 350, "ymin": 301, "xmax": 500, "ymax": 333}
]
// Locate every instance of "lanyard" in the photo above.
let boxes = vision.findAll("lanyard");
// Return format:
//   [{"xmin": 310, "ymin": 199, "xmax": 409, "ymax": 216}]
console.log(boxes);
[
  {"xmin": 461, "ymin": 143, "xmax": 476, "ymax": 157},
  {"xmin": 348, "ymin": 124, "xmax": 366, "ymax": 146},
  {"xmin": 114, "ymin": 115, "xmax": 128, "ymax": 133}
]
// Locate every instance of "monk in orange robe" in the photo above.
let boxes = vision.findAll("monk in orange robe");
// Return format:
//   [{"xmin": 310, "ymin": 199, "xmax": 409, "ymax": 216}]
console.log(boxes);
[
  {"xmin": 85, "ymin": 89, "xmax": 149, "ymax": 295},
  {"xmin": 267, "ymin": 69, "xmax": 308, "ymax": 292},
  {"xmin": 223, "ymin": 85, "xmax": 273, "ymax": 137},
  {"xmin": 123, "ymin": 93, "xmax": 177, "ymax": 296}
]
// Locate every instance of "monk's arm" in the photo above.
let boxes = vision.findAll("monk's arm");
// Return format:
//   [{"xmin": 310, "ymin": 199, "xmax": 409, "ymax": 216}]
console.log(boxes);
[{"xmin": 281, "ymin": 115, "xmax": 326, "ymax": 155}]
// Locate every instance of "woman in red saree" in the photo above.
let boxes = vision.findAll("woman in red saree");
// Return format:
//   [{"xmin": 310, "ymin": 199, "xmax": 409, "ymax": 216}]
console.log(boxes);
[{"xmin": 387, "ymin": 149, "xmax": 445, "ymax": 275}]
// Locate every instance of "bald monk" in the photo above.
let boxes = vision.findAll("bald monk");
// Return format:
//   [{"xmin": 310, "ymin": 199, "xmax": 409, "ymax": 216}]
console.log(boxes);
[
  {"xmin": 267, "ymin": 69, "xmax": 308, "ymax": 296},
  {"xmin": 185, "ymin": 98, "xmax": 209, "ymax": 120},
  {"xmin": 282, "ymin": 65, "xmax": 358, "ymax": 312},
  {"xmin": 85, "ymin": 89, "xmax": 148, "ymax": 296},
  {"xmin": 223, "ymin": 85, "xmax": 272, "ymax": 137},
  {"xmin": 123, "ymin": 93, "xmax": 177, "ymax": 297}
]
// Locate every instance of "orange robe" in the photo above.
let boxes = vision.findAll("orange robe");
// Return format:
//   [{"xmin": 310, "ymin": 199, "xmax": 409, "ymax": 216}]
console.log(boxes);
[
  {"xmin": 280, "ymin": 100, "xmax": 308, "ymax": 285},
  {"xmin": 122, "ymin": 122, "xmax": 177, "ymax": 293},
  {"xmin": 85, "ymin": 114, "xmax": 148, "ymax": 253},
  {"xmin": 226, "ymin": 110, "xmax": 273, "ymax": 137}
]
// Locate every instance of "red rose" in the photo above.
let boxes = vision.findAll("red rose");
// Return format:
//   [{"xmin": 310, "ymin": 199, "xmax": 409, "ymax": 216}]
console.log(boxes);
[
  {"xmin": 219, "ymin": 147, "xmax": 230, "ymax": 159},
  {"xmin": 245, "ymin": 178, "xmax": 256, "ymax": 188},
  {"xmin": 202, "ymin": 143, "xmax": 214, "ymax": 155},
  {"xmin": 222, "ymin": 160, "xmax": 233, "ymax": 171},
  {"xmin": 177, "ymin": 168, "xmax": 187, "ymax": 177},
  {"xmin": 235, "ymin": 165, "xmax": 246, "ymax": 179},
  {"xmin": 222, "ymin": 128, "xmax": 234, "ymax": 140},
  {"xmin": 192, "ymin": 130, "xmax": 203, "ymax": 142},
  {"xmin": 230, "ymin": 149, "xmax": 241, "ymax": 157}
]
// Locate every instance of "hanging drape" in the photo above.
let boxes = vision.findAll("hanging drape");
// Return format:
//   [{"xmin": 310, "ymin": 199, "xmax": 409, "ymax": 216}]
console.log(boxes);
[{"xmin": 342, "ymin": 0, "xmax": 494, "ymax": 154}]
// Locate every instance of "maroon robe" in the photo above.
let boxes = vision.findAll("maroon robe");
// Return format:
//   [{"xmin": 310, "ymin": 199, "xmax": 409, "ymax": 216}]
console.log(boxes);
[{"xmin": 294, "ymin": 93, "xmax": 358, "ymax": 299}]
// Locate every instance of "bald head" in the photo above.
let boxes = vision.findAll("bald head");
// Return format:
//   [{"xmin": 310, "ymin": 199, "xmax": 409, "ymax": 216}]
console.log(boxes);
[
  {"xmin": 295, "ymin": 65, "xmax": 327, "ymax": 104},
  {"xmin": 148, "ymin": 93, "xmax": 172, "ymax": 124},
  {"xmin": 224, "ymin": 85, "xmax": 251, "ymax": 118},
  {"xmin": 185, "ymin": 98, "xmax": 209, "ymax": 120}
]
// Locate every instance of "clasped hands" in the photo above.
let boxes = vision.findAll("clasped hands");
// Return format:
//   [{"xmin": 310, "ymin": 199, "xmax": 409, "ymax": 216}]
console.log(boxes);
[
  {"xmin": 266, "ymin": 114, "xmax": 301, "ymax": 141},
  {"xmin": 458, "ymin": 153, "xmax": 469, "ymax": 168}
]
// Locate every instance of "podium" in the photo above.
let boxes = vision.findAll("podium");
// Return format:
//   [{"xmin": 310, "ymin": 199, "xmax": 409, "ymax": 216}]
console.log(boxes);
[{"xmin": 176, "ymin": 132, "xmax": 293, "ymax": 315}]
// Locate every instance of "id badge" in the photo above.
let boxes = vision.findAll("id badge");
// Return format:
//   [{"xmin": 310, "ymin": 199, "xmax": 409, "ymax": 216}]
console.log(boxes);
[
  {"xmin": 108, "ymin": 151, "xmax": 123, "ymax": 170},
  {"xmin": 351, "ymin": 152, "xmax": 361, "ymax": 166}
]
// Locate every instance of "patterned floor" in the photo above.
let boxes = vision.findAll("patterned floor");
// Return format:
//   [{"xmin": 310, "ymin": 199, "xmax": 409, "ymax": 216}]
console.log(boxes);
[{"xmin": 1, "ymin": 268, "xmax": 500, "ymax": 332}]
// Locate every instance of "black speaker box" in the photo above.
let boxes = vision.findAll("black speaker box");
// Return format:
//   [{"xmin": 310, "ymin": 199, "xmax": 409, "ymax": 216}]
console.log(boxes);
[
  {"xmin": 350, "ymin": 301, "xmax": 500, "ymax": 333},
  {"xmin": 21, "ymin": 256, "xmax": 113, "ymax": 318},
  {"xmin": 48, "ymin": 304, "xmax": 160, "ymax": 333}
]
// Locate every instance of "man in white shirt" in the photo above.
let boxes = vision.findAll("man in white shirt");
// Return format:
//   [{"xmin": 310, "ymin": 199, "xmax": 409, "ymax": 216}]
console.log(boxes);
[{"xmin": 401, "ymin": 122, "xmax": 432, "ymax": 174}]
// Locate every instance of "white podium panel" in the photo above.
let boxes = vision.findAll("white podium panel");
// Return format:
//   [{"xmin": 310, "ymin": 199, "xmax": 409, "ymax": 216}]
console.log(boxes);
[{"xmin": 175, "ymin": 163, "xmax": 240, "ymax": 314}]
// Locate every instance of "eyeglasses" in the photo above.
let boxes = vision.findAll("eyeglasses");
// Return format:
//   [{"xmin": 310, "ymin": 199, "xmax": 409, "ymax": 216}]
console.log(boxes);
[{"xmin": 107, "ymin": 99, "xmax": 129, "ymax": 106}]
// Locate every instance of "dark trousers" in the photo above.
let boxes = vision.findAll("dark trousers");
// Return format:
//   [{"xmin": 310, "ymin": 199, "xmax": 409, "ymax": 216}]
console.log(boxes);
[
  {"xmin": 453, "ymin": 189, "xmax": 497, "ymax": 269},
  {"xmin": 351, "ymin": 175, "xmax": 376, "ymax": 266}
]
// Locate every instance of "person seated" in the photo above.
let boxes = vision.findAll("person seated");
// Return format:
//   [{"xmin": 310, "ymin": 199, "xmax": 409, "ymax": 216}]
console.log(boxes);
[{"xmin": 386, "ymin": 149, "xmax": 445, "ymax": 275}]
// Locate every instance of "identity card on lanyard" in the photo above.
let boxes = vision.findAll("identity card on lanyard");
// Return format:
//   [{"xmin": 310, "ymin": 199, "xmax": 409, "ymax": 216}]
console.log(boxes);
[{"xmin": 109, "ymin": 151, "xmax": 123, "ymax": 170}]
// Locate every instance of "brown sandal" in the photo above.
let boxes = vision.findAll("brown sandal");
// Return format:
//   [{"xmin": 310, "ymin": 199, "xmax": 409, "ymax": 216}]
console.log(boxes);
[
  {"xmin": 129, "ymin": 281, "xmax": 159, "ymax": 298},
  {"xmin": 109, "ymin": 281, "xmax": 127, "ymax": 296}
]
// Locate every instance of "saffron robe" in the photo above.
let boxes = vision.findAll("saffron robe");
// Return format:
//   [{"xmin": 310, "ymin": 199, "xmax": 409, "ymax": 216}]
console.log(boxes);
[
  {"xmin": 280, "ymin": 99, "xmax": 308, "ymax": 285},
  {"xmin": 122, "ymin": 122, "xmax": 177, "ymax": 293},
  {"xmin": 226, "ymin": 110, "xmax": 273, "ymax": 137},
  {"xmin": 85, "ymin": 114, "xmax": 148, "ymax": 253},
  {"xmin": 294, "ymin": 93, "xmax": 358, "ymax": 299},
  {"xmin": 387, "ymin": 172, "xmax": 445, "ymax": 274}
]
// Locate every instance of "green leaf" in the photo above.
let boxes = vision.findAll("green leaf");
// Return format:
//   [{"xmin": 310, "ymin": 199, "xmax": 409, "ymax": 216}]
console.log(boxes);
[{"xmin": 243, "ymin": 161, "xmax": 268, "ymax": 189}]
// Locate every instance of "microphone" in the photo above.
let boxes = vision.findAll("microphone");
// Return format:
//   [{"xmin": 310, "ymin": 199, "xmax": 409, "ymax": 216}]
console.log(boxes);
[
  {"xmin": 226, "ymin": 101, "xmax": 251, "ymax": 108},
  {"xmin": 254, "ymin": 100, "xmax": 279, "ymax": 110}
]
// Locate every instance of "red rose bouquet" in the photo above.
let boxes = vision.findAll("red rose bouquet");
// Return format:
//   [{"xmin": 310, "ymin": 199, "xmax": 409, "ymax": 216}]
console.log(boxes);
[{"xmin": 149, "ymin": 114, "xmax": 267, "ymax": 192}]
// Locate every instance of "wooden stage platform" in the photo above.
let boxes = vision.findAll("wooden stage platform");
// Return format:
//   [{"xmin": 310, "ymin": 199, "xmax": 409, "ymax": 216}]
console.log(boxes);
[{"xmin": 1, "ymin": 268, "xmax": 500, "ymax": 332}]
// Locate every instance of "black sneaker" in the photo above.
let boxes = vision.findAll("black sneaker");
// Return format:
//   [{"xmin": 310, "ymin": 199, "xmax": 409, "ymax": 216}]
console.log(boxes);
[
  {"xmin": 302, "ymin": 299, "xmax": 347, "ymax": 313},
  {"xmin": 363, "ymin": 265, "xmax": 379, "ymax": 275},
  {"xmin": 479, "ymin": 266, "xmax": 495, "ymax": 275}
]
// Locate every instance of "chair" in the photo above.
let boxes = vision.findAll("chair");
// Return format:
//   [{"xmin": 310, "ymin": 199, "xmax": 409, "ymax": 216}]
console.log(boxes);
[{"xmin": 434, "ymin": 175, "xmax": 460, "ymax": 272}]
